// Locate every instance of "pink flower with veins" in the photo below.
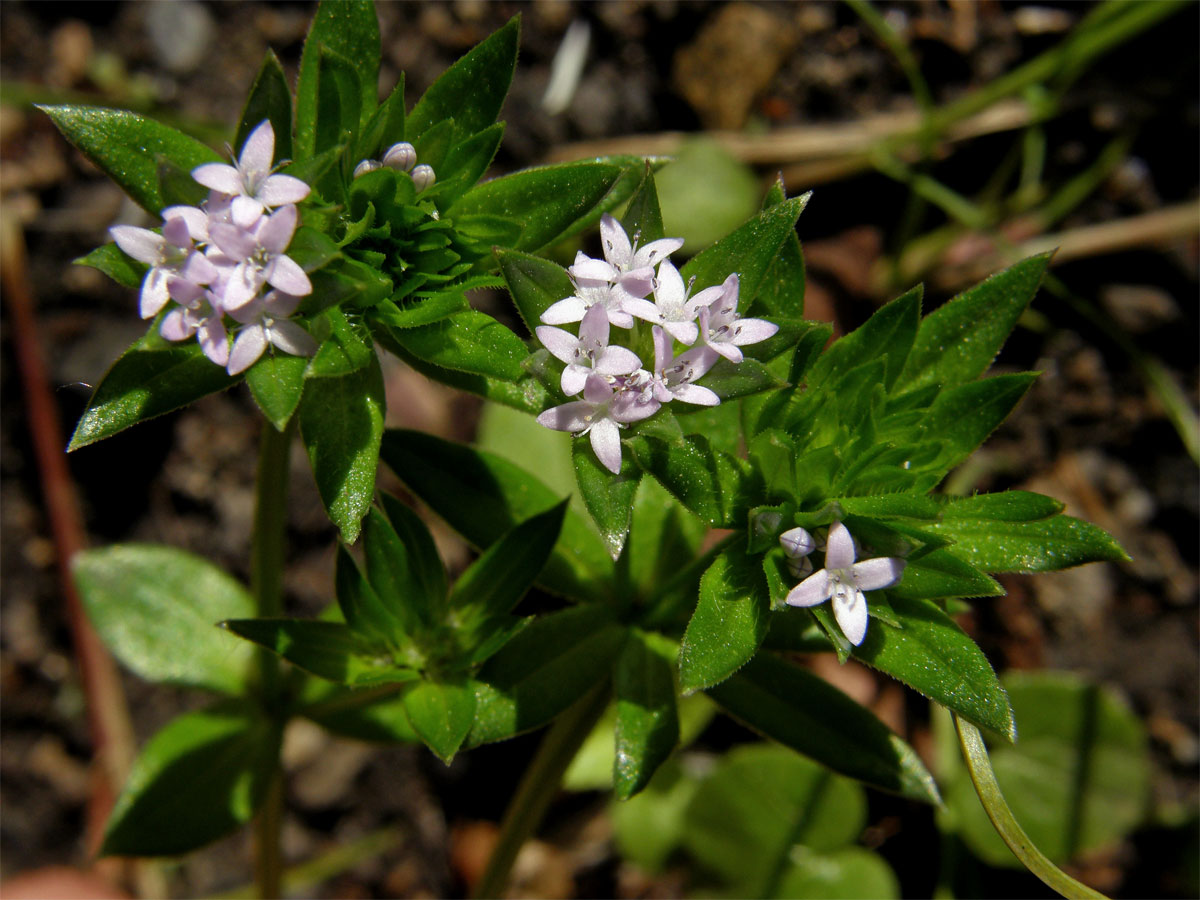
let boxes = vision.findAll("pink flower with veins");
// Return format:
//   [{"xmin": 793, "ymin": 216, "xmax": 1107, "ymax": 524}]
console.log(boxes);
[
  {"xmin": 536, "ymin": 304, "xmax": 642, "ymax": 396},
  {"xmin": 192, "ymin": 120, "xmax": 310, "ymax": 229},
  {"xmin": 784, "ymin": 521, "xmax": 905, "ymax": 646},
  {"xmin": 207, "ymin": 204, "xmax": 311, "ymax": 310}
]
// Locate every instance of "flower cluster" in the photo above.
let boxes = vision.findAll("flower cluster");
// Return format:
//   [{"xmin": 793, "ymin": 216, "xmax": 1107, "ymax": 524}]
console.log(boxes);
[
  {"xmin": 109, "ymin": 120, "xmax": 317, "ymax": 374},
  {"xmin": 536, "ymin": 215, "xmax": 778, "ymax": 473},
  {"xmin": 782, "ymin": 522, "xmax": 905, "ymax": 646},
  {"xmin": 352, "ymin": 140, "xmax": 436, "ymax": 193}
]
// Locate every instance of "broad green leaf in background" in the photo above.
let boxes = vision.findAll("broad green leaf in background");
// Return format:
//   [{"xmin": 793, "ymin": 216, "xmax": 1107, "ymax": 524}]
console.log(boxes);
[
  {"xmin": 68, "ymin": 334, "xmax": 238, "ymax": 451},
  {"xmin": 707, "ymin": 653, "xmax": 941, "ymax": 803},
  {"xmin": 452, "ymin": 161, "xmax": 625, "ymax": 253},
  {"xmin": 898, "ymin": 253, "xmax": 1052, "ymax": 392},
  {"xmin": 626, "ymin": 476, "xmax": 708, "ymax": 604},
  {"xmin": 613, "ymin": 630, "xmax": 680, "ymax": 799},
  {"xmin": 573, "ymin": 440, "xmax": 642, "ymax": 560},
  {"xmin": 612, "ymin": 758, "xmax": 702, "ymax": 874},
  {"xmin": 496, "ymin": 249, "xmax": 575, "ymax": 338},
  {"xmin": 682, "ymin": 743, "xmax": 870, "ymax": 896},
  {"xmin": 246, "ymin": 353, "xmax": 308, "ymax": 430},
  {"xmin": 380, "ymin": 429, "xmax": 614, "ymax": 603},
  {"xmin": 775, "ymin": 847, "xmax": 900, "ymax": 900},
  {"xmin": 467, "ymin": 605, "xmax": 626, "ymax": 746},
  {"xmin": 679, "ymin": 545, "xmax": 770, "ymax": 693},
  {"xmin": 851, "ymin": 596, "xmax": 1014, "ymax": 738},
  {"xmin": 407, "ymin": 17, "xmax": 519, "ymax": 142},
  {"xmin": 294, "ymin": 0, "xmax": 380, "ymax": 159},
  {"xmin": 235, "ymin": 50, "xmax": 293, "ymax": 161},
  {"xmin": 403, "ymin": 677, "xmax": 476, "ymax": 763},
  {"xmin": 39, "ymin": 106, "xmax": 221, "ymax": 213},
  {"xmin": 101, "ymin": 701, "xmax": 281, "ymax": 856},
  {"xmin": 656, "ymin": 138, "xmax": 762, "ymax": 252},
  {"xmin": 73, "ymin": 544, "xmax": 255, "ymax": 695},
  {"xmin": 946, "ymin": 672, "xmax": 1151, "ymax": 867},
  {"xmin": 299, "ymin": 354, "xmax": 385, "ymax": 543}
]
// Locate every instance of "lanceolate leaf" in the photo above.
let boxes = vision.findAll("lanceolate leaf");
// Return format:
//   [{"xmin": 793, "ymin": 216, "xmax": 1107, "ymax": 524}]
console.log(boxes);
[
  {"xmin": 407, "ymin": 17, "xmax": 519, "ymax": 142},
  {"xmin": 101, "ymin": 701, "xmax": 281, "ymax": 856},
  {"xmin": 898, "ymin": 254, "xmax": 1052, "ymax": 392},
  {"xmin": 467, "ymin": 605, "xmax": 626, "ymax": 747},
  {"xmin": 573, "ymin": 441, "xmax": 642, "ymax": 560},
  {"xmin": 39, "ymin": 106, "xmax": 221, "ymax": 213},
  {"xmin": 496, "ymin": 249, "xmax": 574, "ymax": 335},
  {"xmin": 380, "ymin": 430, "xmax": 615, "ymax": 603},
  {"xmin": 679, "ymin": 544, "xmax": 770, "ymax": 693},
  {"xmin": 245, "ymin": 353, "xmax": 308, "ymax": 431},
  {"xmin": 852, "ymin": 596, "xmax": 1015, "ymax": 738},
  {"xmin": 403, "ymin": 677, "xmax": 476, "ymax": 763},
  {"xmin": 614, "ymin": 630, "xmax": 680, "ymax": 799},
  {"xmin": 384, "ymin": 309, "xmax": 528, "ymax": 381},
  {"xmin": 69, "ymin": 334, "xmax": 238, "ymax": 451},
  {"xmin": 236, "ymin": 50, "xmax": 293, "ymax": 162},
  {"xmin": 917, "ymin": 373, "xmax": 1037, "ymax": 473},
  {"xmin": 621, "ymin": 166, "xmax": 666, "ymax": 244},
  {"xmin": 298, "ymin": 354, "xmax": 385, "ymax": 543},
  {"xmin": 379, "ymin": 494, "xmax": 449, "ymax": 608},
  {"xmin": 707, "ymin": 653, "xmax": 941, "ymax": 804},
  {"xmin": 928, "ymin": 512, "xmax": 1129, "ymax": 572},
  {"xmin": 807, "ymin": 286, "xmax": 922, "ymax": 392},
  {"xmin": 889, "ymin": 548, "xmax": 1003, "ymax": 600},
  {"xmin": 73, "ymin": 544, "xmax": 255, "ymax": 694},
  {"xmin": 74, "ymin": 243, "xmax": 145, "ymax": 288}
]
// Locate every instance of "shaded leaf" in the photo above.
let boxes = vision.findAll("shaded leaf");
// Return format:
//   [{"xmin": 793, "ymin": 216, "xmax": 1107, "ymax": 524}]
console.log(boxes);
[
  {"xmin": 614, "ymin": 631, "xmax": 680, "ymax": 799},
  {"xmin": 403, "ymin": 677, "xmax": 476, "ymax": 763}
]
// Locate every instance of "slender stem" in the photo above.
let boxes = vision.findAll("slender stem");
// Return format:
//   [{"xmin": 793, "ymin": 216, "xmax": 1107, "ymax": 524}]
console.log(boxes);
[
  {"xmin": 472, "ymin": 683, "xmax": 611, "ymax": 899},
  {"xmin": 953, "ymin": 715, "xmax": 1108, "ymax": 900},
  {"xmin": 251, "ymin": 419, "xmax": 294, "ymax": 900}
]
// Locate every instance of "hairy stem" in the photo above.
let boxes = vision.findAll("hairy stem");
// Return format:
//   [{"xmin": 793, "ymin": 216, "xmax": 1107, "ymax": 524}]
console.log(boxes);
[
  {"xmin": 954, "ymin": 715, "xmax": 1107, "ymax": 900},
  {"xmin": 472, "ymin": 683, "xmax": 611, "ymax": 898}
]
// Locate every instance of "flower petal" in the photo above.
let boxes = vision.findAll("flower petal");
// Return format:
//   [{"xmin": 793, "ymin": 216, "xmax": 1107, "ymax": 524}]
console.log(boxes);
[
  {"xmin": 594, "ymin": 346, "xmax": 641, "ymax": 376},
  {"xmin": 670, "ymin": 383, "xmax": 720, "ymax": 406},
  {"xmin": 160, "ymin": 308, "xmax": 196, "ymax": 341},
  {"xmin": 198, "ymin": 316, "xmax": 230, "ymax": 366},
  {"xmin": 110, "ymin": 226, "xmax": 165, "ymax": 265},
  {"xmin": 599, "ymin": 214, "xmax": 632, "ymax": 267},
  {"xmin": 589, "ymin": 418, "xmax": 623, "ymax": 474},
  {"xmin": 569, "ymin": 257, "xmax": 616, "ymax": 282},
  {"xmin": 266, "ymin": 254, "xmax": 312, "ymax": 296},
  {"xmin": 537, "ymin": 400, "xmax": 596, "ymax": 433},
  {"xmin": 256, "ymin": 204, "xmax": 298, "ymax": 254},
  {"xmin": 227, "ymin": 325, "xmax": 268, "ymax": 375},
  {"xmin": 730, "ymin": 317, "xmax": 779, "ymax": 347},
  {"xmin": 851, "ymin": 557, "xmax": 906, "ymax": 592},
  {"xmin": 239, "ymin": 120, "xmax": 276, "ymax": 174},
  {"xmin": 832, "ymin": 584, "xmax": 868, "ymax": 646},
  {"xmin": 258, "ymin": 174, "xmax": 312, "ymax": 206},
  {"xmin": 268, "ymin": 320, "xmax": 318, "ymax": 357},
  {"xmin": 231, "ymin": 195, "xmax": 265, "ymax": 230},
  {"xmin": 633, "ymin": 237, "xmax": 683, "ymax": 269},
  {"xmin": 785, "ymin": 569, "xmax": 831, "ymax": 607},
  {"xmin": 540, "ymin": 296, "xmax": 587, "ymax": 325},
  {"xmin": 825, "ymin": 522, "xmax": 857, "ymax": 569},
  {"xmin": 535, "ymin": 325, "xmax": 579, "ymax": 363},
  {"xmin": 139, "ymin": 269, "xmax": 171, "ymax": 318},
  {"xmin": 560, "ymin": 364, "xmax": 589, "ymax": 396},
  {"xmin": 192, "ymin": 162, "xmax": 243, "ymax": 195}
]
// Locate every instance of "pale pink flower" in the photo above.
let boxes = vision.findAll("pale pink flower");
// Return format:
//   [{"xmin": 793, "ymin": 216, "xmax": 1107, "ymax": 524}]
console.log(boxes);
[{"xmin": 192, "ymin": 120, "xmax": 310, "ymax": 228}]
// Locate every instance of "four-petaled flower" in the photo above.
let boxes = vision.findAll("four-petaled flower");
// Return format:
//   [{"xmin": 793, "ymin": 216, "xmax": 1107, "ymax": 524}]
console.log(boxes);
[
  {"xmin": 650, "ymin": 326, "xmax": 719, "ymax": 406},
  {"xmin": 785, "ymin": 521, "xmax": 904, "ymax": 646},
  {"xmin": 570, "ymin": 213, "xmax": 683, "ymax": 301},
  {"xmin": 536, "ymin": 373, "xmax": 658, "ymax": 474},
  {"xmin": 696, "ymin": 273, "xmax": 779, "ymax": 364},
  {"xmin": 226, "ymin": 290, "xmax": 318, "ymax": 375},
  {"xmin": 192, "ymin": 120, "xmax": 310, "ymax": 228},
  {"xmin": 109, "ymin": 211, "xmax": 217, "ymax": 319},
  {"xmin": 626, "ymin": 259, "xmax": 724, "ymax": 345},
  {"xmin": 541, "ymin": 268, "xmax": 638, "ymax": 329},
  {"xmin": 208, "ymin": 204, "xmax": 312, "ymax": 309},
  {"xmin": 536, "ymin": 304, "xmax": 642, "ymax": 395}
]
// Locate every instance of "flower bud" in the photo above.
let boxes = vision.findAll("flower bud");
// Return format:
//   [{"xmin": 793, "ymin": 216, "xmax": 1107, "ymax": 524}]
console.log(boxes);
[
  {"xmin": 411, "ymin": 164, "xmax": 436, "ymax": 193},
  {"xmin": 353, "ymin": 159, "xmax": 382, "ymax": 179},
  {"xmin": 780, "ymin": 526, "xmax": 815, "ymax": 559},
  {"xmin": 382, "ymin": 141, "xmax": 417, "ymax": 172}
]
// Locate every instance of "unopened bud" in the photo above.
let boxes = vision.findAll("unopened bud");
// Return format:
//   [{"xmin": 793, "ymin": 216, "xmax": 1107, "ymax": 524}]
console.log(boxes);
[
  {"xmin": 382, "ymin": 141, "xmax": 417, "ymax": 172},
  {"xmin": 353, "ymin": 158, "xmax": 382, "ymax": 179},
  {"xmin": 780, "ymin": 526, "xmax": 815, "ymax": 559},
  {"xmin": 411, "ymin": 164, "xmax": 436, "ymax": 192},
  {"xmin": 786, "ymin": 555, "xmax": 814, "ymax": 580}
]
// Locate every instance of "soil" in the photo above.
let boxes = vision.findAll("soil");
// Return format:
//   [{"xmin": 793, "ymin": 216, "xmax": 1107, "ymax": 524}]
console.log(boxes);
[{"xmin": 1, "ymin": 2, "xmax": 1196, "ymax": 898}]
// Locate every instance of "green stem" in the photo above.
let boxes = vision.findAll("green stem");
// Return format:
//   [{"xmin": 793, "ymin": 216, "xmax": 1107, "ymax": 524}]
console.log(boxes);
[
  {"xmin": 953, "ymin": 715, "xmax": 1108, "ymax": 900},
  {"xmin": 251, "ymin": 419, "xmax": 295, "ymax": 899},
  {"xmin": 472, "ymin": 683, "xmax": 611, "ymax": 899}
]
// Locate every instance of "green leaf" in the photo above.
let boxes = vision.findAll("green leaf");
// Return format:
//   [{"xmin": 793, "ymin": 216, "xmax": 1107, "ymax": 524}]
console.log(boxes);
[
  {"xmin": 679, "ymin": 545, "xmax": 770, "ymax": 693},
  {"xmin": 384, "ymin": 309, "xmax": 528, "ymax": 381},
  {"xmin": 373, "ymin": 293, "xmax": 470, "ymax": 330},
  {"xmin": 680, "ymin": 193, "xmax": 810, "ymax": 300},
  {"xmin": 101, "ymin": 701, "xmax": 281, "ymax": 856},
  {"xmin": 407, "ymin": 17, "xmax": 519, "ymax": 142},
  {"xmin": 682, "ymin": 743, "xmax": 869, "ymax": 895},
  {"xmin": 235, "ymin": 50, "xmax": 293, "ymax": 162},
  {"xmin": 918, "ymin": 373, "xmax": 1036, "ymax": 473},
  {"xmin": 946, "ymin": 672, "xmax": 1151, "ymax": 866},
  {"xmin": 630, "ymin": 433, "xmax": 752, "ymax": 528},
  {"xmin": 403, "ymin": 677, "xmax": 476, "ymax": 763},
  {"xmin": 68, "ymin": 331, "xmax": 237, "ymax": 451},
  {"xmin": 850, "ymin": 596, "xmax": 1014, "ymax": 738},
  {"xmin": 379, "ymin": 494, "xmax": 449, "ymax": 610},
  {"xmin": 707, "ymin": 653, "xmax": 941, "ymax": 803},
  {"xmin": 573, "ymin": 440, "xmax": 641, "ymax": 560},
  {"xmin": 294, "ymin": 0, "xmax": 380, "ymax": 159},
  {"xmin": 73, "ymin": 544, "xmax": 255, "ymax": 694},
  {"xmin": 626, "ymin": 476, "xmax": 708, "ymax": 604},
  {"xmin": 496, "ymin": 249, "xmax": 574, "ymax": 335},
  {"xmin": 939, "ymin": 490, "xmax": 1064, "ymax": 521},
  {"xmin": 468, "ymin": 606, "xmax": 626, "ymax": 746},
  {"xmin": 436, "ymin": 122, "xmax": 505, "ymax": 208},
  {"xmin": 697, "ymin": 357, "xmax": 787, "ymax": 402},
  {"xmin": 310, "ymin": 47, "xmax": 362, "ymax": 199},
  {"xmin": 752, "ymin": 177, "xmax": 807, "ymax": 318},
  {"xmin": 775, "ymin": 847, "xmax": 900, "ymax": 900},
  {"xmin": 298, "ymin": 354, "xmax": 385, "ymax": 543},
  {"xmin": 245, "ymin": 353, "xmax": 308, "ymax": 430},
  {"xmin": 621, "ymin": 166, "xmax": 665, "ymax": 243},
  {"xmin": 39, "ymin": 105, "xmax": 220, "ymax": 213},
  {"xmin": 307, "ymin": 307, "xmax": 374, "ymax": 378},
  {"xmin": 807, "ymin": 285, "xmax": 921, "ymax": 392},
  {"xmin": 355, "ymin": 73, "xmax": 405, "ymax": 161},
  {"xmin": 361, "ymin": 505, "xmax": 438, "ymax": 638},
  {"xmin": 899, "ymin": 254, "xmax": 1052, "ymax": 391},
  {"xmin": 614, "ymin": 630, "xmax": 680, "ymax": 799},
  {"xmin": 74, "ymin": 243, "xmax": 145, "ymax": 288},
  {"xmin": 888, "ymin": 548, "xmax": 1003, "ymax": 600},
  {"xmin": 335, "ymin": 545, "xmax": 403, "ymax": 647},
  {"xmin": 450, "ymin": 501, "xmax": 568, "ymax": 622},
  {"xmin": 453, "ymin": 161, "xmax": 626, "ymax": 252},
  {"xmin": 928, "ymin": 509, "xmax": 1128, "ymax": 573},
  {"xmin": 612, "ymin": 759, "xmax": 701, "ymax": 873},
  {"xmin": 222, "ymin": 618, "xmax": 415, "ymax": 686},
  {"xmin": 298, "ymin": 679, "xmax": 417, "ymax": 744},
  {"xmin": 380, "ymin": 429, "xmax": 615, "ymax": 603}
]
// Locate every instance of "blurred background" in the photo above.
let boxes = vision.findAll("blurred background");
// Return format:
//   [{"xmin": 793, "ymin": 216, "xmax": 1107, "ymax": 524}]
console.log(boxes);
[{"xmin": 1, "ymin": 1, "xmax": 1196, "ymax": 897}]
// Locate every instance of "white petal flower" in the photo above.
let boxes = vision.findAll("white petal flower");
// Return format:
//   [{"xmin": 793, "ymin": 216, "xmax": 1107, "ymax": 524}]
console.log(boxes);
[
  {"xmin": 225, "ymin": 290, "xmax": 317, "ymax": 375},
  {"xmin": 192, "ymin": 120, "xmax": 310, "ymax": 228},
  {"xmin": 784, "ymin": 522, "xmax": 905, "ymax": 646},
  {"xmin": 536, "ymin": 304, "xmax": 641, "ymax": 395},
  {"xmin": 696, "ymin": 273, "xmax": 779, "ymax": 364},
  {"xmin": 208, "ymin": 204, "xmax": 311, "ymax": 310},
  {"xmin": 650, "ymin": 326, "xmax": 720, "ymax": 406},
  {"xmin": 110, "ymin": 213, "xmax": 217, "ymax": 319},
  {"xmin": 597, "ymin": 213, "xmax": 683, "ymax": 298},
  {"xmin": 536, "ymin": 372, "xmax": 659, "ymax": 474},
  {"xmin": 160, "ymin": 292, "xmax": 229, "ymax": 367},
  {"xmin": 541, "ymin": 275, "xmax": 636, "ymax": 329}
]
